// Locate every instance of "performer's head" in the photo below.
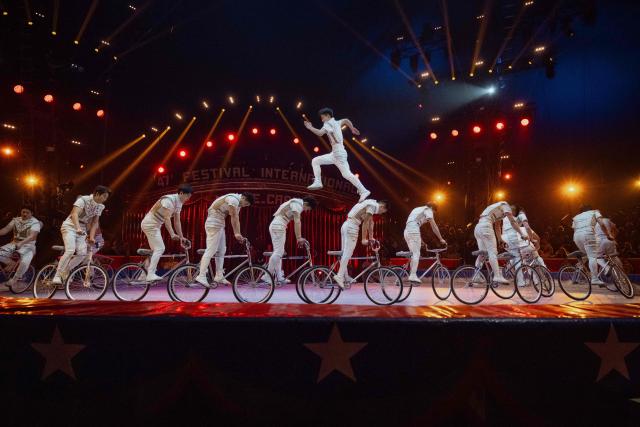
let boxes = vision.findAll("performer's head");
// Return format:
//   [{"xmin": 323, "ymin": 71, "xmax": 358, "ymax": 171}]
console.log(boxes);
[
  {"xmin": 177, "ymin": 183, "xmax": 193, "ymax": 203},
  {"xmin": 240, "ymin": 192, "xmax": 255, "ymax": 207},
  {"xmin": 302, "ymin": 196, "xmax": 318, "ymax": 211},
  {"xmin": 510, "ymin": 204, "xmax": 522, "ymax": 216},
  {"xmin": 20, "ymin": 205, "xmax": 34, "ymax": 220},
  {"xmin": 93, "ymin": 185, "xmax": 112, "ymax": 204},
  {"xmin": 318, "ymin": 107, "xmax": 334, "ymax": 123},
  {"xmin": 377, "ymin": 200, "xmax": 389, "ymax": 214},
  {"xmin": 578, "ymin": 204, "xmax": 593, "ymax": 213},
  {"xmin": 426, "ymin": 201, "xmax": 438, "ymax": 212}
]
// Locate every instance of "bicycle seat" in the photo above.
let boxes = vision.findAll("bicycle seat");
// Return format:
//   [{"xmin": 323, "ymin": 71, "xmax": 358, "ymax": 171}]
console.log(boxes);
[
  {"xmin": 567, "ymin": 251, "xmax": 585, "ymax": 259},
  {"xmin": 137, "ymin": 248, "xmax": 153, "ymax": 256},
  {"xmin": 472, "ymin": 250, "xmax": 488, "ymax": 257},
  {"xmin": 196, "ymin": 249, "xmax": 205, "ymax": 255},
  {"xmin": 51, "ymin": 245, "xmax": 65, "ymax": 252},
  {"xmin": 497, "ymin": 252, "xmax": 515, "ymax": 260},
  {"xmin": 327, "ymin": 250, "xmax": 342, "ymax": 256},
  {"xmin": 426, "ymin": 248, "xmax": 447, "ymax": 253},
  {"xmin": 395, "ymin": 251, "xmax": 412, "ymax": 257},
  {"xmin": 263, "ymin": 251, "xmax": 286, "ymax": 257}
]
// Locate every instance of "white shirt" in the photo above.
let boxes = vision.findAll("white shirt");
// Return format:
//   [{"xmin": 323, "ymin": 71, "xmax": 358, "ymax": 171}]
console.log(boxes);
[
  {"xmin": 405, "ymin": 206, "xmax": 434, "ymax": 231},
  {"xmin": 347, "ymin": 199, "xmax": 379, "ymax": 225},
  {"xmin": 503, "ymin": 211, "xmax": 528, "ymax": 240},
  {"xmin": 272, "ymin": 198, "xmax": 304, "ymax": 225},
  {"xmin": 595, "ymin": 217, "xmax": 612, "ymax": 239},
  {"xmin": 206, "ymin": 193, "xmax": 241, "ymax": 227},
  {"xmin": 479, "ymin": 202, "xmax": 512, "ymax": 224},
  {"xmin": 62, "ymin": 195, "xmax": 105, "ymax": 229},
  {"xmin": 321, "ymin": 118, "xmax": 344, "ymax": 147},
  {"xmin": 144, "ymin": 194, "xmax": 183, "ymax": 227},
  {"xmin": 10, "ymin": 217, "xmax": 42, "ymax": 244},
  {"xmin": 572, "ymin": 210, "xmax": 602, "ymax": 233}
]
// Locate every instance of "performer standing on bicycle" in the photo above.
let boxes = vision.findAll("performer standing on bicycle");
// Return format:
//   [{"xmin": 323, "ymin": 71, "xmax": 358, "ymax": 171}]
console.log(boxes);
[
  {"xmin": 572, "ymin": 205, "xmax": 614, "ymax": 286},
  {"xmin": 195, "ymin": 192, "xmax": 255, "ymax": 286},
  {"xmin": 303, "ymin": 108, "xmax": 371, "ymax": 202},
  {"xmin": 267, "ymin": 196, "xmax": 318, "ymax": 284},
  {"xmin": 140, "ymin": 183, "xmax": 192, "ymax": 282},
  {"xmin": 474, "ymin": 201, "xmax": 527, "ymax": 284},
  {"xmin": 53, "ymin": 186, "xmax": 111, "ymax": 285},
  {"xmin": 335, "ymin": 199, "xmax": 388, "ymax": 289},
  {"xmin": 0, "ymin": 205, "xmax": 42, "ymax": 290},
  {"xmin": 403, "ymin": 202, "xmax": 446, "ymax": 284}
]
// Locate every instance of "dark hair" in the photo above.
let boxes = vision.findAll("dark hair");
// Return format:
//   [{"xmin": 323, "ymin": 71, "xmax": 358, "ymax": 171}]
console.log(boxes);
[
  {"xmin": 242, "ymin": 192, "xmax": 255, "ymax": 205},
  {"xmin": 21, "ymin": 205, "xmax": 35, "ymax": 213},
  {"xmin": 511, "ymin": 204, "xmax": 522, "ymax": 216},
  {"xmin": 318, "ymin": 107, "xmax": 334, "ymax": 117},
  {"xmin": 303, "ymin": 196, "xmax": 318, "ymax": 209},
  {"xmin": 378, "ymin": 199, "xmax": 389, "ymax": 211},
  {"xmin": 93, "ymin": 185, "xmax": 112, "ymax": 196},
  {"xmin": 578, "ymin": 204, "xmax": 593, "ymax": 213},
  {"xmin": 426, "ymin": 201, "xmax": 438, "ymax": 211},
  {"xmin": 177, "ymin": 183, "xmax": 193, "ymax": 194}
]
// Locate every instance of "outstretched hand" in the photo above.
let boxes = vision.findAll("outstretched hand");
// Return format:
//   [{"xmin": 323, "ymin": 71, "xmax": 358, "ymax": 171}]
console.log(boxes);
[{"xmin": 351, "ymin": 127, "xmax": 361, "ymax": 136}]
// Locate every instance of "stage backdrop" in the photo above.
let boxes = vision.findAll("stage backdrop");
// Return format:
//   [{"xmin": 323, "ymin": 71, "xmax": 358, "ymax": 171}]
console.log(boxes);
[{"xmin": 121, "ymin": 166, "xmax": 386, "ymax": 269}]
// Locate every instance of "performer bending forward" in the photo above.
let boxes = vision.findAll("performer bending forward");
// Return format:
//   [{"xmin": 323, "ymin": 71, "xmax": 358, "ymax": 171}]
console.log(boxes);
[
  {"xmin": 195, "ymin": 192, "xmax": 255, "ymax": 286},
  {"xmin": 0, "ymin": 205, "xmax": 42, "ymax": 290},
  {"xmin": 571, "ymin": 205, "xmax": 613, "ymax": 286},
  {"xmin": 140, "ymin": 183, "xmax": 192, "ymax": 282},
  {"xmin": 335, "ymin": 199, "xmax": 388, "ymax": 289},
  {"xmin": 404, "ymin": 202, "xmax": 446, "ymax": 284},
  {"xmin": 304, "ymin": 108, "xmax": 370, "ymax": 202},
  {"xmin": 267, "ymin": 196, "xmax": 317, "ymax": 283}
]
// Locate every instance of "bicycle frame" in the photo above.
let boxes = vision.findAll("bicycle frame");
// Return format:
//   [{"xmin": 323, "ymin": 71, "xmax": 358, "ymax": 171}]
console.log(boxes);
[
  {"xmin": 397, "ymin": 248, "xmax": 447, "ymax": 280},
  {"xmin": 325, "ymin": 246, "xmax": 382, "ymax": 287},
  {"xmin": 204, "ymin": 240, "xmax": 253, "ymax": 281},
  {"xmin": 264, "ymin": 242, "xmax": 313, "ymax": 282}
]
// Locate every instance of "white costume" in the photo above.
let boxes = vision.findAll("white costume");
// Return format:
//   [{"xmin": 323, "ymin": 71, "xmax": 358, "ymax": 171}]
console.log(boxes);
[
  {"xmin": 140, "ymin": 194, "xmax": 183, "ymax": 278},
  {"xmin": 310, "ymin": 118, "xmax": 369, "ymax": 199},
  {"xmin": 596, "ymin": 218, "xmax": 620, "ymax": 266},
  {"xmin": 502, "ymin": 212, "xmax": 546, "ymax": 268},
  {"xmin": 403, "ymin": 206, "xmax": 435, "ymax": 278},
  {"xmin": 0, "ymin": 216, "xmax": 42, "ymax": 279},
  {"xmin": 337, "ymin": 199, "xmax": 379, "ymax": 282},
  {"xmin": 197, "ymin": 193, "xmax": 242, "ymax": 281},
  {"xmin": 572, "ymin": 209, "xmax": 603, "ymax": 281},
  {"xmin": 267, "ymin": 198, "xmax": 304, "ymax": 281},
  {"xmin": 55, "ymin": 195, "xmax": 105, "ymax": 281},
  {"xmin": 474, "ymin": 201, "xmax": 513, "ymax": 282}
]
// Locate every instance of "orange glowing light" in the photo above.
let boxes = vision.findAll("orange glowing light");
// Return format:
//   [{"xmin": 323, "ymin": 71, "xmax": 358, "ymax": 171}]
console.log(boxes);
[
  {"xmin": 73, "ymin": 102, "xmax": 82, "ymax": 111},
  {"xmin": 473, "ymin": 125, "xmax": 481, "ymax": 134},
  {"xmin": 44, "ymin": 94, "xmax": 54, "ymax": 103},
  {"xmin": 206, "ymin": 140, "xmax": 213, "ymax": 148},
  {"xmin": 96, "ymin": 109, "xmax": 105, "ymax": 118},
  {"xmin": 451, "ymin": 129, "xmax": 459, "ymax": 137},
  {"xmin": 13, "ymin": 85, "xmax": 24, "ymax": 94},
  {"xmin": 313, "ymin": 146, "xmax": 319, "ymax": 153}
]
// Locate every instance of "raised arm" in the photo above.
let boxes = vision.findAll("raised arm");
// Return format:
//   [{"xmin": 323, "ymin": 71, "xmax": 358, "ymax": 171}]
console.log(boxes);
[
  {"xmin": 339, "ymin": 118, "xmax": 360, "ymax": 135},
  {"xmin": 304, "ymin": 120, "xmax": 327, "ymax": 137}
]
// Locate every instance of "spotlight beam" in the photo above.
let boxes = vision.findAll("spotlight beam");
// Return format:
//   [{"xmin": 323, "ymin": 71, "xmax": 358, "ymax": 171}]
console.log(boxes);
[
  {"xmin": 187, "ymin": 108, "xmax": 225, "ymax": 173},
  {"xmin": 441, "ymin": 0, "xmax": 456, "ymax": 80},
  {"xmin": 110, "ymin": 127, "xmax": 170, "ymax": 190},
  {"xmin": 102, "ymin": 0, "xmax": 150, "ymax": 47},
  {"xmin": 276, "ymin": 108, "xmax": 311, "ymax": 161},
  {"xmin": 509, "ymin": 2, "xmax": 562, "ymax": 69},
  {"xmin": 371, "ymin": 146, "xmax": 435, "ymax": 184},
  {"xmin": 74, "ymin": 133, "xmax": 146, "ymax": 184},
  {"xmin": 470, "ymin": 0, "xmax": 493, "ymax": 76},
  {"xmin": 74, "ymin": 0, "xmax": 100, "ymax": 44},
  {"xmin": 221, "ymin": 106, "xmax": 252, "ymax": 169},
  {"xmin": 358, "ymin": 143, "xmax": 424, "ymax": 194},
  {"xmin": 490, "ymin": 4, "xmax": 526, "ymax": 71},
  {"xmin": 394, "ymin": 0, "xmax": 437, "ymax": 83}
]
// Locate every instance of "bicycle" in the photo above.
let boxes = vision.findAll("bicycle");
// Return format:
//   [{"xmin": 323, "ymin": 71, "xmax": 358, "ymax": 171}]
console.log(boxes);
[
  {"xmin": 33, "ymin": 245, "xmax": 77, "ymax": 299},
  {"xmin": 451, "ymin": 249, "xmax": 543, "ymax": 305},
  {"xmin": 558, "ymin": 251, "xmax": 633, "ymax": 300},
  {"xmin": 168, "ymin": 239, "xmax": 274, "ymax": 303},
  {"xmin": 298, "ymin": 240, "xmax": 403, "ymax": 305},
  {"xmin": 392, "ymin": 245, "xmax": 450, "ymax": 302},
  {"xmin": 64, "ymin": 247, "xmax": 109, "ymax": 300},
  {"xmin": 500, "ymin": 245, "xmax": 555, "ymax": 299},
  {"xmin": 260, "ymin": 240, "xmax": 316, "ymax": 303},
  {"xmin": 93, "ymin": 253, "xmax": 116, "ymax": 283},
  {"xmin": 0, "ymin": 244, "xmax": 36, "ymax": 294},
  {"xmin": 112, "ymin": 240, "xmax": 192, "ymax": 302}
]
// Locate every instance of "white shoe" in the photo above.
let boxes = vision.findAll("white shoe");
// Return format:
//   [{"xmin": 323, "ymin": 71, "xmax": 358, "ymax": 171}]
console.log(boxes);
[
  {"xmin": 145, "ymin": 273, "xmax": 163, "ymax": 282},
  {"xmin": 408, "ymin": 274, "xmax": 421, "ymax": 284},
  {"xmin": 214, "ymin": 275, "xmax": 231, "ymax": 286},
  {"xmin": 358, "ymin": 189, "xmax": 371, "ymax": 202},
  {"xmin": 307, "ymin": 181, "xmax": 323, "ymax": 190},
  {"xmin": 493, "ymin": 276, "xmax": 510, "ymax": 284},
  {"xmin": 52, "ymin": 276, "xmax": 63, "ymax": 286},
  {"xmin": 278, "ymin": 277, "xmax": 291, "ymax": 285},
  {"xmin": 334, "ymin": 275, "xmax": 345, "ymax": 290},
  {"xmin": 195, "ymin": 275, "xmax": 210, "ymax": 287},
  {"xmin": 591, "ymin": 278, "xmax": 606, "ymax": 286}
]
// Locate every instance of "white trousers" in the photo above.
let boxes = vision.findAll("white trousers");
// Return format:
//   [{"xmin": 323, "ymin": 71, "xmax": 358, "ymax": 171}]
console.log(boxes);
[
  {"xmin": 55, "ymin": 224, "xmax": 87, "ymax": 279},
  {"xmin": 574, "ymin": 231, "xmax": 602, "ymax": 280},
  {"xmin": 474, "ymin": 221, "xmax": 505, "ymax": 281},
  {"xmin": 141, "ymin": 218, "xmax": 164, "ymax": 277},
  {"xmin": 337, "ymin": 220, "xmax": 359, "ymax": 281},
  {"xmin": 311, "ymin": 148, "xmax": 368, "ymax": 195},
  {"xmin": 268, "ymin": 221, "xmax": 287, "ymax": 280},
  {"xmin": 0, "ymin": 243, "xmax": 35, "ymax": 279},
  {"xmin": 199, "ymin": 226, "xmax": 226, "ymax": 277},
  {"xmin": 403, "ymin": 229, "xmax": 422, "ymax": 276}
]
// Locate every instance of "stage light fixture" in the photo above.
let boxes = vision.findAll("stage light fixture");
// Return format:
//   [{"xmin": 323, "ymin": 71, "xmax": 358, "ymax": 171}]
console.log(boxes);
[
  {"xmin": 451, "ymin": 129, "xmax": 459, "ymax": 137},
  {"xmin": 296, "ymin": 101, "xmax": 302, "ymax": 109},
  {"xmin": 473, "ymin": 125, "xmax": 482, "ymax": 134},
  {"xmin": 202, "ymin": 100, "xmax": 209, "ymax": 109},
  {"xmin": 178, "ymin": 149, "xmax": 187, "ymax": 158},
  {"xmin": 487, "ymin": 86, "xmax": 496, "ymax": 95},
  {"xmin": 504, "ymin": 173, "xmax": 512, "ymax": 180},
  {"xmin": 228, "ymin": 96, "xmax": 235, "ymax": 105},
  {"xmin": 1, "ymin": 146, "xmax": 15, "ymax": 156},
  {"xmin": 96, "ymin": 109, "xmax": 105, "ymax": 118},
  {"xmin": 270, "ymin": 128, "xmax": 276, "ymax": 135},
  {"xmin": 206, "ymin": 140, "xmax": 213, "ymax": 148},
  {"xmin": 24, "ymin": 174, "xmax": 40, "ymax": 187},
  {"xmin": 252, "ymin": 127, "xmax": 259, "ymax": 135},
  {"xmin": 13, "ymin": 85, "xmax": 24, "ymax": 94},
  {"xmin": 496, "ymin": 121, "xmax": 505, "ymax": 130},
  {"xmin": 433, "ymin": 191, "xmax": 446, "ymax": 203},
  {"xmin": 269, "ymin": 96, "xmax": 274, "ymax": 104},
  {"xmin": 175, "ymin": 113, "xmax": 183, "ymax": 120},
  {"xmin": 520, "ymin": 118, "xmax": 530, "ymax": 127},
  {"xmin": 150, "ymin": 127, "xmax": 158, "ymax": 133},
  {"xmin": 430, "ymin": 132, "xmax": 438, "ymax": 140},
  {"xmin": 293, "ymin": 137, "xmax": 300, "ymax": 144},
  {"xmin": 227, "ymin": 133, "xmax": 235, "ymax": 142},
  {"xmin": 313, "ymin": 146, "xmax": 319, "ymax": 153},
  {"xmin": 495, "ymin": 190, "xmax": 506, "ymax": 200},
  {"xmin": 73, "ymin": 102, "xmax": 82, "ymax": 111},
  {"xmin": 256, "ymin": 95, "xmax": 261, "ymax": 103},
  {"xmin": 44, "ymin": 94, "xmax": 54, "ymax": 103},
  {"xmin": 157, "ymin": 166, "xmax": 165, "ymax": 174}
]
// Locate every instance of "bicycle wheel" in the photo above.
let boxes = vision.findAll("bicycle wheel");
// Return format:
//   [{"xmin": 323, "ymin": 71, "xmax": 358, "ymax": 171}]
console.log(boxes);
[
  {"xmin": 104, "ymin": 264, "xmax": 115, "ymax": 282},
  {"xmin": 514, "ymin": 265, "xmax": 543, "ymax": 303},
  {"xmin": 391, "ymin": 266, "xmax": 412, "ymax": 302},
  {"xmin": 112, "ymin": 263, "xmax": 150, "ymax": 301},
  {"xmin": 493, "ymin": 262, "xmax": 517, "ymax": 299},
  {"xmin": 169, "ymin": 264, "xmax": 210, "ymax": 302},
  {"xmin": 232, "ymin": 265, "xmax": 274, "ymax": 303},
  {"xmin": 9, "ymin": 265, "xmax": 36, "ymax": 294},
  {"xmin": 536, "ymin": 265, "xmax": 555, "ymax": 297},
  {"xmin": 65, "ymin": 264, "xmax": 109, "ymax": 300},
  {"xmin": 451, "ymin": 266, "xmax": 489, "ymax": 305},
  {"xmin": 558, "ymin": 265, "xmax": 591, "ymax": 301},
  {"xmin": 33, "ymin": 263, "xmax": 59, "ymax": 299},
  {"xmin": 295, "ymin": 266, "xmax": 314, "ymax": 303},
  {"xmin": 610, "ymin": 264, "xmax": 634, "ymax": 299},
  {"xmin": 431, "ymin": 264, "xmax": 452, "ymax": 300},
  {"xmin": 300, "ymin": 266, "xmax": 339, "ymax": 304},
  {"xmin": 365, "ymin": 267, "xmax": 403, "ymax": 305}
]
